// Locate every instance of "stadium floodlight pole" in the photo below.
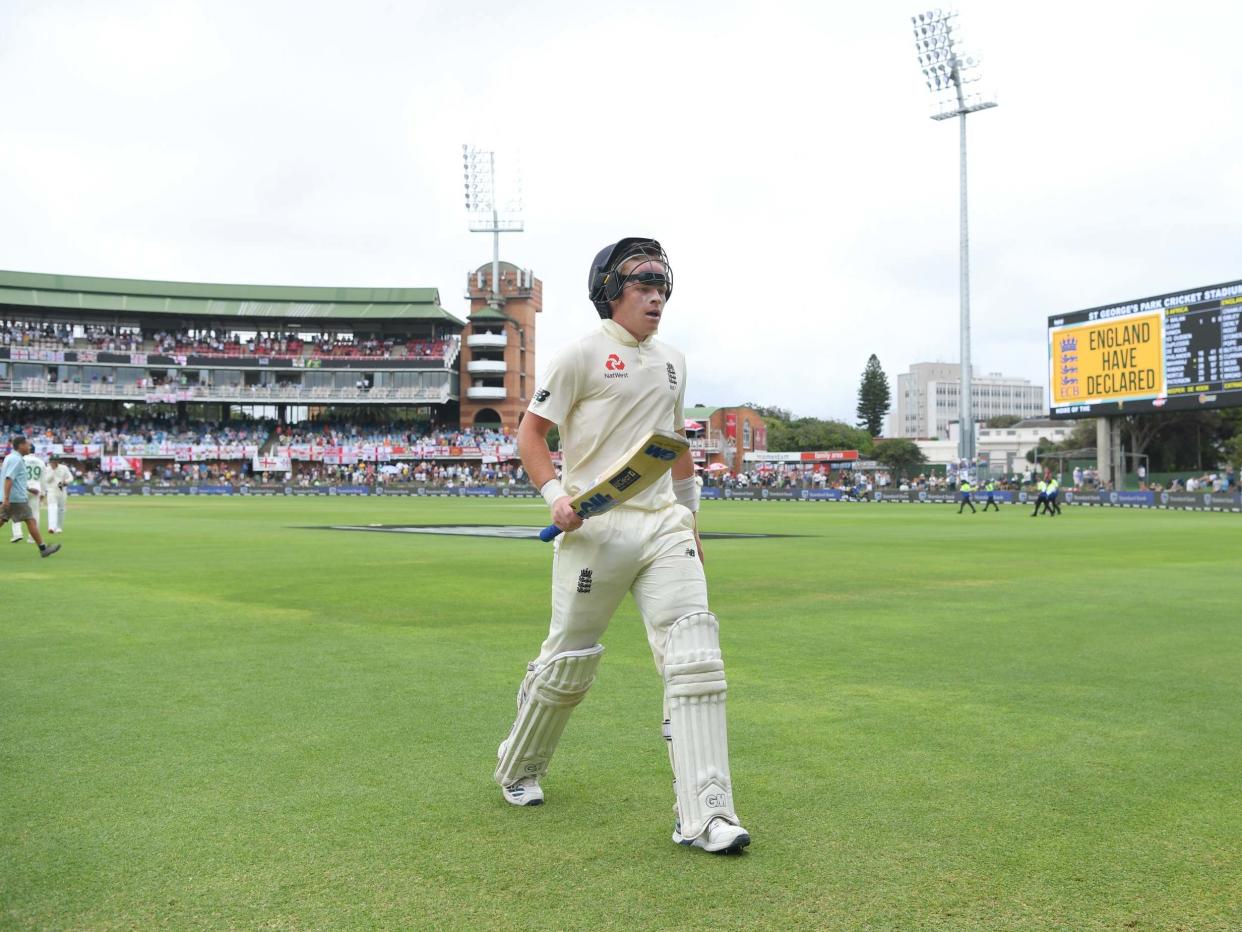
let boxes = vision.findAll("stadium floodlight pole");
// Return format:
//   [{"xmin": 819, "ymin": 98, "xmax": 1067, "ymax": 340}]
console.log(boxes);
[
  {"xmin": 911, "ymin": 9, "xmax": 996, "ymax": 468},
  {"xmin": 463, "ymin": 144, "xmax": 524, "ymax": 309}
]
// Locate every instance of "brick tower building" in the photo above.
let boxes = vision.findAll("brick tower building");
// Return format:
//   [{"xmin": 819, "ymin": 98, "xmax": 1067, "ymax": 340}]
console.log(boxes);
[{"xmin": 458, "ymin": 261, "xmax": 542, "ymax": 433}]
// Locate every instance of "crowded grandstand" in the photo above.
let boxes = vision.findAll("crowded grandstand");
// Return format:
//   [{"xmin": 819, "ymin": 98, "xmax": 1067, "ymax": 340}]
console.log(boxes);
[
  {"xmin": 2, "ymin": 318, "xmax": 450, "ymax": 361},
  {"xmin": 0, "ymin": 271, "xmax": 466, "ymax": 412}
]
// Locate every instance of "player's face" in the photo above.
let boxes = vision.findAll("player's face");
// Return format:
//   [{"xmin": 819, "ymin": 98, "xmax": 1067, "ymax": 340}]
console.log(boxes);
[{"xmin": 609, "ymin": 260, "xmax": 668, "ymax": 341}]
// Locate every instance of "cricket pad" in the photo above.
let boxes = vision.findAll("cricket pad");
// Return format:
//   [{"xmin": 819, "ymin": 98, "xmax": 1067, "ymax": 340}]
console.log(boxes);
[
  {"xmin": 664, "ymin": 612, "xmax": 739, "ymax": 839},
  {"xmin": 494, "ymin": 644, "xmax": 605, "ymax": 787}
]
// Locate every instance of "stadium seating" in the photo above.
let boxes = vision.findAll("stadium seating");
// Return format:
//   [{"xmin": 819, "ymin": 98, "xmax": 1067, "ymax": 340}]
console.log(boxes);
[
  {"xmin": 1, "ymin": 319, "xmax": 453, "ymax": 361},
  {"xmin": 0, "ymin": 410, "xmax": 270, "ymax": 449}
]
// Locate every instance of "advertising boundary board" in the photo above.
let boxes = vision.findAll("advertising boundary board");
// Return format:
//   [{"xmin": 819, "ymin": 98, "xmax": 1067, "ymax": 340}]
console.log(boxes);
[
  {"xmin": 63, "ymin": 485, "xmax": 1240, "ymax": 511},
  {"xmin": 707, "ymin": 487, "xmax": 1239, "ymax": 511},
  {"xmin": 69, "ymin": 485, "xmax": 544, "ymax": 499}
]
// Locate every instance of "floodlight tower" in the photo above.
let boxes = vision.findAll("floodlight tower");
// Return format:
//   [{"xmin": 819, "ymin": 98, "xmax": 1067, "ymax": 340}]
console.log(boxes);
[
  {"xmin": 911, "ymin": 9, "xmax": 996, "ymax": 468},
  {"xmin": 462, "ymin": 145, "xmax": 524, "ymax": 309}
]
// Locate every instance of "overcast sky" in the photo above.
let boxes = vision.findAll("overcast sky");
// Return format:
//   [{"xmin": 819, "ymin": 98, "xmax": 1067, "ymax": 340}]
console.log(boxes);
[{"xmin": 2, "ymin": 0, "xmax": 1239, "ymax": 423}]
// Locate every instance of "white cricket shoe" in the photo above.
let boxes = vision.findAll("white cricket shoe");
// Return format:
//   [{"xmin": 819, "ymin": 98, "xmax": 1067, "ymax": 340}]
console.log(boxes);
[
  {"xmin": 673, "ymin": 816, "xmax": 751, "ymax": 854},
  {"xmin": 501, "ymin": 775, "xmax": 544, "ymax": 807},
  {"xmin": 496, "ymin": 737, "xmax": 544, "ymax": 806}
]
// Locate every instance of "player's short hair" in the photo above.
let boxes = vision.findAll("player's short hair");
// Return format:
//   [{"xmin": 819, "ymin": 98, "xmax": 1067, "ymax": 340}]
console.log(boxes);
[
  {"xmin": 617, "ymin": 253, "xmax": 667, "ymax": 277},
  {"xmin": 10, "ymin": 434, "xmax": 28, "ymax": 449}
]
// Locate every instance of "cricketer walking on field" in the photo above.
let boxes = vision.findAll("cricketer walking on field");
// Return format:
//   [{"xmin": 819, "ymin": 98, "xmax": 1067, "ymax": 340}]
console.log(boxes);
[
  {"xmin": 494, "ymin": 238, "xmax": 750, "ymax": 854},
  {"xmin": 45, "ymin": 454, "xmax": 73, "ymax": 533},
  {"xmin": 11, "ymin": 450, "xmax": 46, "ymax": 543}
]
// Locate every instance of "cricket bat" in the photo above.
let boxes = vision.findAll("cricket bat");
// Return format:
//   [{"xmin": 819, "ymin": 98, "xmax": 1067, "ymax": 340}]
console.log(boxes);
[{"xmin": 539, "ymin": 428, "xmax": 690, "ymax": 542}]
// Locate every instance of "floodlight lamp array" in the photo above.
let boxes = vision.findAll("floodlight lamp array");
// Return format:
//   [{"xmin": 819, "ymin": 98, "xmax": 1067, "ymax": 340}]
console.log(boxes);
[
  {"xmin": 462, "ymin": 144, "xmax": 495, "ymax": 217},
  {"xmin": 910, "ymin": 8, "xmax": 993, "ymax": 116}
]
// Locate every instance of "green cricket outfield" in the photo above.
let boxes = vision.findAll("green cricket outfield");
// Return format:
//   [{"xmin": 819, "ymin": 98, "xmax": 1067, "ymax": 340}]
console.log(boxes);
[{"xmin": 2, "ymin": 497, "xmax": 1239, "ymax": 930}]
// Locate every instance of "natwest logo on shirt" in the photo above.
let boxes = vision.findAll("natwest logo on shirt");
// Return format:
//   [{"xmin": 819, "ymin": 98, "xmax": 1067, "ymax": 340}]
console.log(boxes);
[{"xmin": 604, "ymin": 354, "xmax": 628, "ymax": 378}]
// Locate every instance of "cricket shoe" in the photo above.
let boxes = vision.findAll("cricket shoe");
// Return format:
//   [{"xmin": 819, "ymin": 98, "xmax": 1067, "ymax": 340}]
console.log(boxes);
[
  {"xmin": 500, "ymin": 775, "xmax": 544, "ymax": 807},
  {"xmin": 496, "ymin": 737, "xmax": 544, "ymax": 806},
  {"xmin": 39, "ymin": 544, "xmax": 61, "ymax": 559},
  {"xmin": 10, "ymin": 537, "xmax": 23, "ymax": 543},
  {"xmin": 673, "ymin": 816, "xmax": 751, "ymax": 854}
]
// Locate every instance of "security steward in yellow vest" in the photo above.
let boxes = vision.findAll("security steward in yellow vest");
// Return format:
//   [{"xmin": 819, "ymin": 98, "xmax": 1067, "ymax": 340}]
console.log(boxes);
[
  {"xmin": 982, "ymin": 479, "xmax": 999, "ymax": 512},
  {"xmin": 958, "ymin": 478, "xmax": 976, "ymax": 514}
]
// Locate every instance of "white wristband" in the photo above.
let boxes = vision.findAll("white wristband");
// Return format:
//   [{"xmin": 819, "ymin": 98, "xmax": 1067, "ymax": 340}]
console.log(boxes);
[
  {"xmin": 540, "ymin": 478, "xmax": 568, "ymax": 507},
  {"xmin": 672, "ymin": 476, "xmax": 700, "ymax": 513}
]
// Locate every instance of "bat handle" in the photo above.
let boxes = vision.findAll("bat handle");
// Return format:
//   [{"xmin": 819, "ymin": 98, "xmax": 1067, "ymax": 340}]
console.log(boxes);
[{"xmin": 539, "ymin": 524, "xmax": 563, "ymax": 542}]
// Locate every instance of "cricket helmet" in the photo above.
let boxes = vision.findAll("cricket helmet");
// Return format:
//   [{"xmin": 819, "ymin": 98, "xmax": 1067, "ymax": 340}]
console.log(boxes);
[{"xmin": 587, "ymin": 237, "xmax": 673, "ymax": 319}]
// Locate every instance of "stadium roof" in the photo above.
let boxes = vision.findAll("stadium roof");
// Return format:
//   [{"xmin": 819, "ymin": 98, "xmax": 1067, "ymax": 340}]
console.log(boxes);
[
  {"xmin": 468, "ymin": 305, "xmax": 509, "ymax": 320},
  {"xmin": 1013, "ymin": 418, "xmax": 1063, "ymax": 428},
  {"xmin": 0, "ymin": 269, "xmax": 465, "ymax": 325},
  {"xmin": 685, "ymin": 405, "xmax": 721, "ymax": 418}
]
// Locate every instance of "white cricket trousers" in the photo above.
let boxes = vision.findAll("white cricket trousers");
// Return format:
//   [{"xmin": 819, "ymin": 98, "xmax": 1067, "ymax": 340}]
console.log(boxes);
[
  {"xmin": 535, "ymin": 504, "xmax": 708, "ymax": 674},
  {"xmin": 47, "ymin": 495, "xmax": 66, "ymax": 532}
]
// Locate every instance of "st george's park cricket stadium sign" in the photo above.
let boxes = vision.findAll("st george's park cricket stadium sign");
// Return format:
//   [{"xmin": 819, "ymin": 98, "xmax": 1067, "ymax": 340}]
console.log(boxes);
[{"xmin": 1049, "ymin": 277, "xmax": 1242, "ymax": 418}]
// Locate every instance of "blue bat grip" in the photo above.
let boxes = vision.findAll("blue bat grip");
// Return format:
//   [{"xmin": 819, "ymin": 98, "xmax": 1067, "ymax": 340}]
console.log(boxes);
[{"xmin": 539, "ymin": 524, "xmax": 563, "ymax": 542}]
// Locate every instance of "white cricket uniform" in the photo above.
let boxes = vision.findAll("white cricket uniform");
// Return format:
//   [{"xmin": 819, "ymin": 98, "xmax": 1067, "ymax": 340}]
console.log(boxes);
[
  {"xmin": 13, "ymin": 454, "xmax": 45, "ymax": 541},
  {"xmin": 46, "ymin": 463, "xmax": 73, "ymax": 532},
  {"xmin": 527, "ymin": 318, "xmax": 706, "ymax": 669}
]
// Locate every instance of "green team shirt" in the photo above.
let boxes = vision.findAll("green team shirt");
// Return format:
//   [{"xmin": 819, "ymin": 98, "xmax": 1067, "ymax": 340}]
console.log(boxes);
[{"xmin": 24, "ymin": 455, "xmax": 45, "ymax": 493}]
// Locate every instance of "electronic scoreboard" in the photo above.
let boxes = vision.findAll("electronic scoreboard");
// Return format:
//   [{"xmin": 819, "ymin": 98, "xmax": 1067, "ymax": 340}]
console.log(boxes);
[{"xmin": 1049, "ymin": 278, "xmax": 1242, "ymax": 418}]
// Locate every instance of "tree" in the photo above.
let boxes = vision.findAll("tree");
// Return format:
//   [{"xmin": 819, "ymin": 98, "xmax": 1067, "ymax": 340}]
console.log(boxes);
[
  {"xmin": 1120, "ymin": 412, "xmax": 1177, "ymax": 467},
  {"xmin": 855, "ymin": 355, "xmax": 891, "ymax": 437},
  {"xmin": 766, "ymin": 417, "xmax": 874, "ymax": 455},
  {"xmin": 985, "ymin": 414, "xmax": 1021, "ymax": 429},
  {"xmin": 1220, "ymin": 409, "xmax": 1242, "ymax": 474},
  {"xmin": 1025, "ymin": 436, "xmax": 1059, "ymax": 464},
  {"xmin": 794, "ymin": 419, "xmax": 874, "ymax": 455},
  {"xmin": 746, "ymin": 404, "xmax": 873, "ymax": 455},
  {"xmin": 873, "ymin": 438, "xmax": 927, "ymax": 479},
  {"xmin": 1225, "ymin": 433, "xmax": 1242, "ymax": 474},
  {"xmin": 1062, "ymin": 419, "xmax": 1098, "ymax": 451},
  {"xmin": 1118, "ymin": 411, "xmax": 1235, "ymax": 471},
  {"xmin": 761, "ymin": 416, "xmax": 795, "ymax": 453},
  {"xmin": 741, "ymin": 402, "xmax": 793, "ymax": 422}
]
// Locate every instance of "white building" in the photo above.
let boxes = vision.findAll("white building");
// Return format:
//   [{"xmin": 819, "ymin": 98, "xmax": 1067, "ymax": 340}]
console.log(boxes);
[
  {"xmin": 915, "ymin": 418, "xmax": 1075, "ymax": 473},
  {"xmin": 891, "ymin": 362, "xmax": 1046, "ymax": 440}
]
